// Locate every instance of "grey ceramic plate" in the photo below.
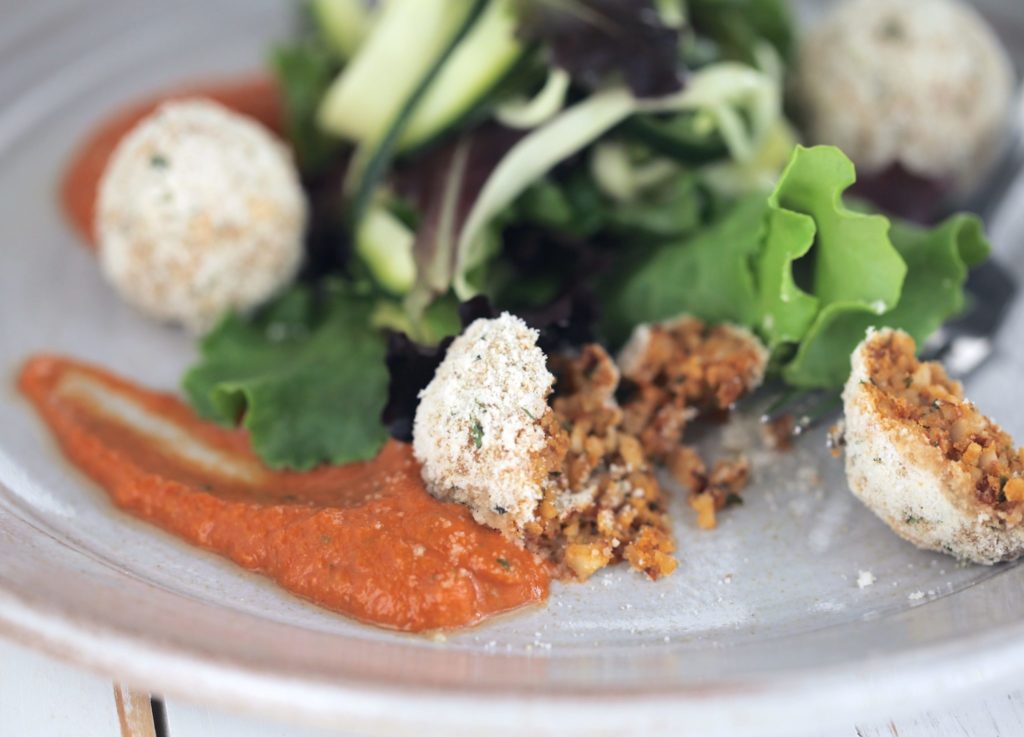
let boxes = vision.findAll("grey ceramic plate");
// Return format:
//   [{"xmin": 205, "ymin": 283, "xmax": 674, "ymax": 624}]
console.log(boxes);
[{"xmin": 2, "ymin": 1, "xmax": 1024, "ymax": 736}]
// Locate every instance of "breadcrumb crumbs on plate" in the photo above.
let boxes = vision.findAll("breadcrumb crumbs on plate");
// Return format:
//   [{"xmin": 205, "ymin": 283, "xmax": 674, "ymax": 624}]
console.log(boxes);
[
  {"xmin": 618, "ymin": 315, "xmax": 768, "ymax": 461},
  {"xmin": 415, "ymin": 313, "xmax": 782, "ymax": 582},
  {"xmin": 857, "ymin": 570, "xmax": 876, "ymax": 588},
  {"xmin": 532, "ymin": 345, "xmax": 677, "ymax": 581}
]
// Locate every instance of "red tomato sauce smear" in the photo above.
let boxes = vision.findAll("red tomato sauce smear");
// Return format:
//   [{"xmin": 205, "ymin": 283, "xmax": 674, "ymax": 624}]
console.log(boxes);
[
  {"xmin": 19, "ymin": 356, "xmax": 550, "ymax": 632},
  {"xmin": 59, "ymin": 75, "xmax": 285, "ymax": 247}
]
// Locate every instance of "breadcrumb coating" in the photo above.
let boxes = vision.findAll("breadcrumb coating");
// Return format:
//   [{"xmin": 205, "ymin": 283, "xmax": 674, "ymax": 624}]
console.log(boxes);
[
  {"xmin": 413, "ymin": 313, "xmax": 558, "ymax": 537},
  {"xmin": 98, "ymin": 98, "xmax": 306, "ymax": 332}
]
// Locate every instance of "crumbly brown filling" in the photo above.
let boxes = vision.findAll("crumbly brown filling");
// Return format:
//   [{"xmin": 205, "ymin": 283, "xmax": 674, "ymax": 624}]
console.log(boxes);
[
  {"xmin": 516, "ymin": 320, "xmax": 769, "ymax": 577},
  {"xmin": 524, "ymin": 345, "xmax": 676, "ymax": 581},
  {"xmin": 863, "ymin": 331, "xmax": 1024, "ymax": 517},
  {"xmin": 620, "ymin": 319, "xmax": 765, "ymax": 458},
  {"xmin": 619, "ymin": 317, "xmax": 765, "ymax": 529},
  {"xmin": 674, "ymin": 452, "xmax": 751, "ymax": 530}
]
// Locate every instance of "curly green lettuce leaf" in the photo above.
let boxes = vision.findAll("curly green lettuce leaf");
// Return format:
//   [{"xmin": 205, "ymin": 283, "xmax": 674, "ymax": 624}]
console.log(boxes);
[
  {"xmin": 774, "ymin": 146, "xmax": 907, "ymax": 310},
  {"xmin": 781, "ymin": 213, "xmax": 990, "ymax": 387},
  {"xmin": 599, "ymin": 145, "xmax": 989, "ymax": 389},
  {"xmin": 756, "ymin": 205, "xmax": 817, "ymax": 349},
  {"xmin": 885, "ymin": 215, "xmax": 989, "ymax": 340},
  {"xmin": 602, "ymin": 194, "xmax": 766, "ymax": 344},
  {"xmin": 183, "ymin": 285, "xmax": 390, "ymax": 470},
  {"xmin": 758, "ymin": 145, "xmax": 902, "ymax": 352}
]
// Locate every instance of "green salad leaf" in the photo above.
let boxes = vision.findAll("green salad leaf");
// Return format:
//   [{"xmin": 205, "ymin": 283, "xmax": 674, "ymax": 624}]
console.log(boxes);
[
  {"xmin": 602, "ymin": 145, "xmax": 990, "ymax": 388},
  {"xmin": 756, "ymin": 205, "xmax": 817, "ymax": 349},
  {"xmin": 455, "ymin": 61, "xmax": 784, "ymax": 300},
  {"xmin": 768, "ymin": 148, "xmax": 990, "ymax": 387},
  {"xmin": 514, "ymin": 166, "xmax": 707, "ymax": 242},
  {"xmin": 687, "ymin": 0, "xmax": 796, "ymax": 65},
  {"xmin": 514, "ymin": 177, "xmax": 598, "ymax": 237},
  {"xmin": 773, "ymin": 146, "xmax": 906, "ymax": 310},
  {"xmin": 781, "ymin": 213, "xmax": 989, "ymax": 387},
  {"xmin": 604, "ymin": 173, "xmax": 707, "ymax": 239},
  {"xmin": 272, "ymin": 41, "xmax": 342, "ymax": 174},
  {"xmin": 886, "ymin": 215, "xmax": 989, "ymax": 342},
  {"xmin": 764, "ymin": 145, "xmax": 905, "ymax": 385},
  {"xmin": 183, "ymin": 284, "xmax": 390, "ymax": 471},
  {"xmin": 602, "ymin": 194, "xmax": 766, "ymax": 344}
]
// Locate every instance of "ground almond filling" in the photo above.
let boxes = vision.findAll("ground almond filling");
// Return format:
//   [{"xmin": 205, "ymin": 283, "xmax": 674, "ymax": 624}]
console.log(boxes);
[
  {"xmin": 527, "ymin": 345, "xmax": 677, "ymax": 581},
  {"xmin": 520, "ymin": 317, "xmax": 769, "ymax": 579},
  {"xmin": 413, "ymin": 313, "xmax": 772, "ymax": 583},
  {"xmin": 618, "ymin": 317, "xmax": 767, "ymax": 530},
  {"xmin": 863, "ymin": 331, "xmax": 1024, "ymax": 522}
]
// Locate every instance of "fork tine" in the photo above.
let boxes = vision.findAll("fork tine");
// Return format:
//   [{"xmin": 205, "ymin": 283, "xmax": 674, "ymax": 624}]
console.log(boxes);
[
  {"xmin": 793, "ymin": 393, "xmax": 842, "ymax": 435},
  {"xmin": 758, "ymin": 386, "xmax": 810, "ymax": 423}
]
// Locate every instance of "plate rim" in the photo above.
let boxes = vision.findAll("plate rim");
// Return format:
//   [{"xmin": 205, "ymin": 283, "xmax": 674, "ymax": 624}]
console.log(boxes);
[
  {"xmin": 4, "ymin": 2, "xmax": 1024, "ymax": 735},
  {"xmin": 3, "ymin": 497, "xmax": 1024, "ymax": 737}
]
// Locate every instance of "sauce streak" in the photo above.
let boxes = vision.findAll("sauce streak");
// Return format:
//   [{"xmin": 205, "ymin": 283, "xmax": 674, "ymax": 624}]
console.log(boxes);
[
  {"xmin": 19, "ymin": 356, "xmax": 549, "ymax": 631},
  {"xmin": 60, "ymin": 75, "xmax": 284, "ymax": 247}
]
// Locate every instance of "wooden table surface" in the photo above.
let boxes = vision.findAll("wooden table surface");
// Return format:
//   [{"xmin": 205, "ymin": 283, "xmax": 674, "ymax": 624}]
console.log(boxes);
[{"xmin": 3, "ymin": 637, "xmax": 1023, "ymax": 737}]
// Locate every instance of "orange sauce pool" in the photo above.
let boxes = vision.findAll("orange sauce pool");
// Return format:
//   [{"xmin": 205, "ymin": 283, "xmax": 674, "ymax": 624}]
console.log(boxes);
[
  {"xmin": 19, "ymin": 356, "xmax": 550, "ymax": 632},
  {"xmin": 59, "ymin": 74, "xmax": 284, "ymax": 247}
]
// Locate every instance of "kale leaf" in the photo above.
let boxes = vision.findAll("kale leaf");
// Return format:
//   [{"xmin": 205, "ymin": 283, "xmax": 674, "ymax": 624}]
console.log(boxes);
[{"xmin": 183, "ymin": 284, "xmax": 390, "ymax": 470}]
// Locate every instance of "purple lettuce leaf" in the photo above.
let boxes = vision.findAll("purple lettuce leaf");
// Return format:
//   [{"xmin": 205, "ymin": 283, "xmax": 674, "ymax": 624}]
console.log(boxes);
[{"xmin": 516, "ymin": 0, "xmax": 685, "ymax": 98}]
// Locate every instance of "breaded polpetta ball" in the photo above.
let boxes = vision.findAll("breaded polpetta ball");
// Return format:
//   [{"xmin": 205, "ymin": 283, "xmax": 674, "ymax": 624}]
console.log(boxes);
[
  {"xmin": 794, "ymin": 0, "xmax": 1014, "ymax": 191},
  {"xmin": 97, "ymin": 99, "xmax": 307, "ymax": 332}
]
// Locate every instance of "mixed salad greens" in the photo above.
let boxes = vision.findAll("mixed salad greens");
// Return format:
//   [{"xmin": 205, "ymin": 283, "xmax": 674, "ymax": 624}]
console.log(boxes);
[{"xmin": 185, "ymin": 0, "xmax": 990, "ymax": 470}]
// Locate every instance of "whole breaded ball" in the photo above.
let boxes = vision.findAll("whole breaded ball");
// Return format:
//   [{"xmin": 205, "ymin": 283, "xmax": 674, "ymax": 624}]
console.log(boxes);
[
  {"xmin": 794, "ymin": 0, "xmax": 1014, "ymax": 191},
  {"xmin": 97, "ymin": 98, "xmax": 307, "ymax": 332}
]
